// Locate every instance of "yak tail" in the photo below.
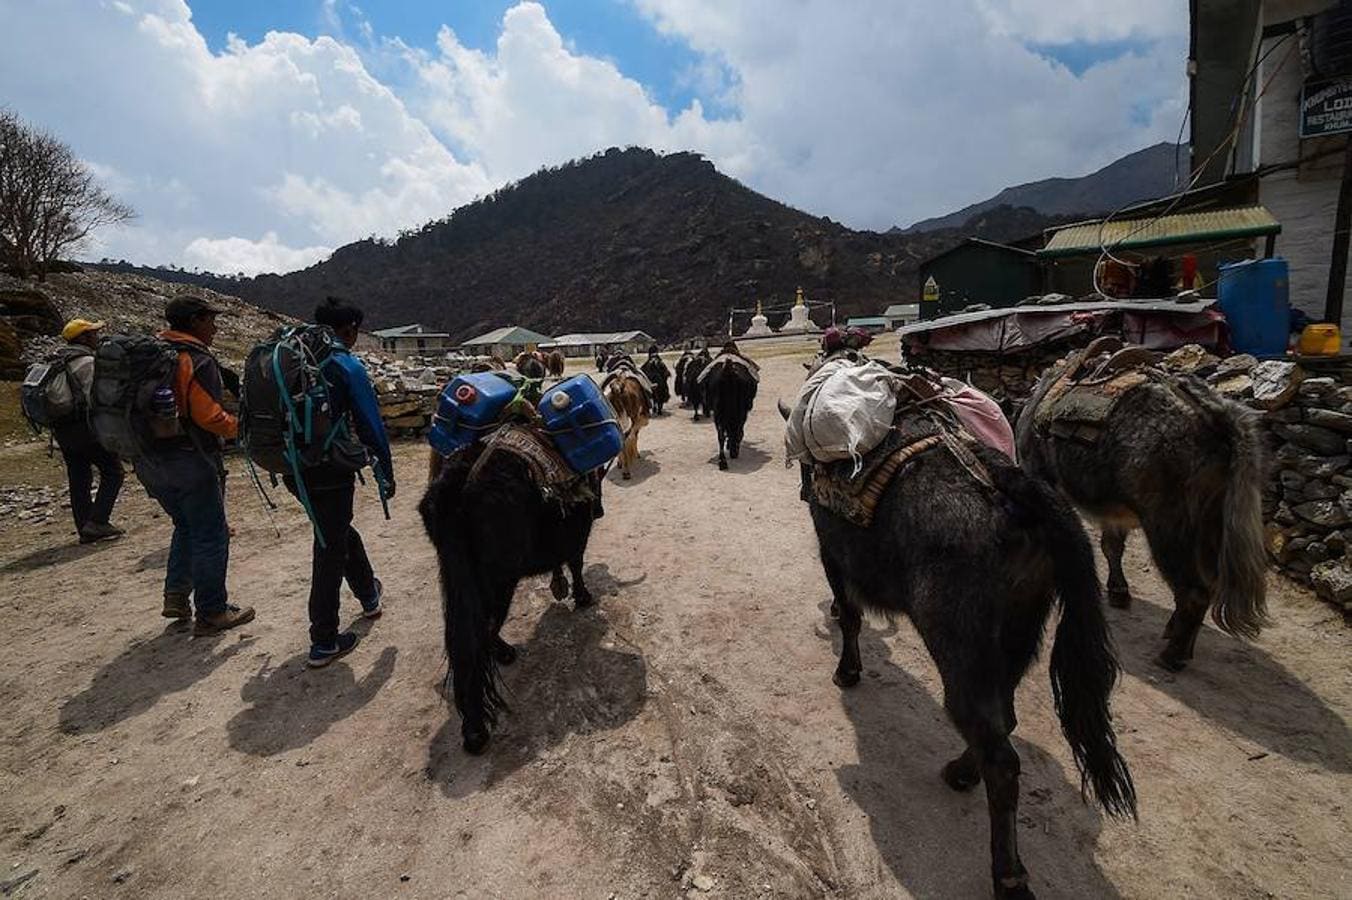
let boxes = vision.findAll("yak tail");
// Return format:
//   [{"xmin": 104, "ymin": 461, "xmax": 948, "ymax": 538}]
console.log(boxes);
[
  {"xmin": 418, "ymin": 465, "xmax": 505, "ymax": 729},
  {"xmin": 1183, "ymin": 381, "xmax": 1269, "ymax": 639},
  {"xmin": 996, "ymin": 466, "xmax": 1138, "ymax": 819}
]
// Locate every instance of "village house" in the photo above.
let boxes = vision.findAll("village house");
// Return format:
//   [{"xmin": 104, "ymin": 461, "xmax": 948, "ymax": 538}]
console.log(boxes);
[
  {"xmin": 540, "ymin": 330, "xmax": 658, "ymax": 358},
  {"xmin": 1192, "ymin": 0, "xmax": 1352, "ymax": 336},
  {"xmin": 458, "ymin": 325, "xmax": 555, "ymax": 358},
  {"xmin": 882, "ymin": 303, "xmax": 921, "ymax": 329},
  {"xmin": 370, "ymin": 323, "xmax": 455, "ymax": 359}
]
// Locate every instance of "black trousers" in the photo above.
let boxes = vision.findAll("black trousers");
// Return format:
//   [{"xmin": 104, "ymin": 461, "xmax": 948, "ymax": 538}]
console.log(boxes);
[
  {"xmin": 285, "ymin": 468, "xmax": 376, "ymax": 646},
  {"xmin": 54, "ymin": 425, "xmax": 124, "ymax": 531}
]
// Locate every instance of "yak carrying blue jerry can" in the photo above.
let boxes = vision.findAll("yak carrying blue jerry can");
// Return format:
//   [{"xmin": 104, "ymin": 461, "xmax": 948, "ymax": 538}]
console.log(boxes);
[
  {"xmin": 427, "ymin": 371, "xmax": 519, "ymax": 456},
  {"xmin": 538, "ymin": 375, "xmax": 623, "ymax": 473}
]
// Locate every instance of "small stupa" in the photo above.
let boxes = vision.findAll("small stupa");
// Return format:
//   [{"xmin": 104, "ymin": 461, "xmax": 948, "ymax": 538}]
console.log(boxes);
[
  {"xmin": 782, "ymin": 286, "xmax": 821, "ymax": 333},
  {"xmin": 743, "ymin": 298, "xmax": 773, "ymax": 337}
]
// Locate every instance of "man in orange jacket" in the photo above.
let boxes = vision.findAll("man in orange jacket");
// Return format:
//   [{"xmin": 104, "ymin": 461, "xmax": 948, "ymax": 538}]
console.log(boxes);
[{"xmin": 134, "ymin": 297, "xmax": 254, "ymax": 636}]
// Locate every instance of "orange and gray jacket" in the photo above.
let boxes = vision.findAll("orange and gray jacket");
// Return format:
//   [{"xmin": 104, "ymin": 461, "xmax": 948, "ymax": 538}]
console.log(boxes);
[{"xmin": 159, "ymin": 329, "xmax": 237, "ymax": 451}]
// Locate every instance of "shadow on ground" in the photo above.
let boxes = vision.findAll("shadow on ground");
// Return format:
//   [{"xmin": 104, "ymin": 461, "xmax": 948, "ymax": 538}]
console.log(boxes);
[
  {"xmin": 1109, "ymin": 593, "xmax": 1352, "ymax": 772},
  {"xmin": 608, "ymin": 452, "xmax": 662, "ymax": 487},
  {"xmin": 226, "ymin": 644, "xmax": 398, "ymax": 756},
  {"xmin": 828, "ymin": 610, "xmax": 1125, "ymax": 899},
  {"xmin": 59, "ymin": 626, "xmax": 250, "ymax": 734},
  {"xmin": 426, "ymin": 564, "xmax": 648, "ymax": 796},
  {"xmin": 705, "ymin": 439, "xmax": 773, "ymax": 474},
  {"xmin": 0, "ymin": 540, "xmax": 102, "ymax": 574}
]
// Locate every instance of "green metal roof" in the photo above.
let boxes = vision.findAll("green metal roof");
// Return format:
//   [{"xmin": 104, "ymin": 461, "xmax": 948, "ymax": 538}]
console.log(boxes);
[{"xmin": 1039, "ymin": 205, "xmax": 1280, "ymax": 258}]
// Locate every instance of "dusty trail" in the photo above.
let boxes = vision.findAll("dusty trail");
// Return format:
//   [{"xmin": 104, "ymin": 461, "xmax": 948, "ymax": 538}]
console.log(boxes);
[{"xmin": 1, "ymin": 339, "xmax": 1350, "ymax": 899}]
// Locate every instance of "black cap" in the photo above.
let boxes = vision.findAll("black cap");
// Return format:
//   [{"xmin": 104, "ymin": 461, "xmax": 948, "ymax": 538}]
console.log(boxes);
[{"xmin": 165, "ymin": 295, "xmax": 226, "ymax": 325}]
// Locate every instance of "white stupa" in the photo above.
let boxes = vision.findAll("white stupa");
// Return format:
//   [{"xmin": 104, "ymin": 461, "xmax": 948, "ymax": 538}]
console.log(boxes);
[
  {"xmin": 781, "ymin": 287, "xmax": 821, "ymax": 333},
  {"xmin": 743, "ymin": 299, "xmax": 773, "ymax": 337}
]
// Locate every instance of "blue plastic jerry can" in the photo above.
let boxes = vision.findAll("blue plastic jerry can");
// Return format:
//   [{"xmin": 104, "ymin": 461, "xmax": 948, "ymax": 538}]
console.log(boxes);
[
  {"xmin": 427, "ymin": 371, "xmax": 518, "ymax": 456},
  {"xmin": 538, "ymin": 375, "xmax": 624, "ymax": 473}
]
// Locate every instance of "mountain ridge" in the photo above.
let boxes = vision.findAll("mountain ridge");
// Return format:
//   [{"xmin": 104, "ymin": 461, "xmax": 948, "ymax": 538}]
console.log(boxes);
[
  {"xmin": 87, "ymin": 143, "xmax": 1170, "ymax": 342},
  {"xmin": 902, "ymin": 142, "xmax": 1183, "ymax": 233}
]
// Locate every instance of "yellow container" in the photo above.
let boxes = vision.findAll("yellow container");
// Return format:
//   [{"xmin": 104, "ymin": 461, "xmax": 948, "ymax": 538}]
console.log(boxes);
[{"xmin": 1298, "ymin": 323, "xmax": 1342, "ymax": 356}]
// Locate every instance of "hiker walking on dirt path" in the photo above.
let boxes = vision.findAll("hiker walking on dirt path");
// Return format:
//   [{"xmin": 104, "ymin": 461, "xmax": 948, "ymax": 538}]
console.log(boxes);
[
  {"xmin": 47, "ymin": 319, "xmax": 126, "ymax": 543},
  {"xmin": 136, "ymin": 297, "xmax": 255, "ymax": 636},
  {"xmin": 284, "ymin": 297, "xmax": 395, "ymax": 669}
]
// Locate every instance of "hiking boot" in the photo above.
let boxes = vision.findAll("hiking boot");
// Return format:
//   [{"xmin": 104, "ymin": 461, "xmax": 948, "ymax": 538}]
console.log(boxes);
[
  {"xmin": 162, "ymin": 591, "xmax": 192, "ymax": 620},
  {"xmin": 192, "ymin": 604, "xmax": 256, "ymax": 636},
  {"xmin": 360, "ymin": 578, "xmax": 384, "ymax": 619},
  {"xmin": 308, "ymin": 632, "xmax": 359, "ymax": 668},
  {"xmin": 79, "ymin": 522, "xmax": 124, "ymax": 544}
]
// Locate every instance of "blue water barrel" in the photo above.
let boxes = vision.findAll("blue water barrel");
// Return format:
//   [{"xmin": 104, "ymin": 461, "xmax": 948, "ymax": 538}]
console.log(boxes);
[{"xmin": 1217, "ymin": 257, "xmax": 1290, "ymax": 357}]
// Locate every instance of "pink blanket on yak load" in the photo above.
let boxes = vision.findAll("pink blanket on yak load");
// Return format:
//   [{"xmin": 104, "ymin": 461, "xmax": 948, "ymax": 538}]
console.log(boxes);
[{"xmin": 939, "ymin": 378, "xmax": 1016, "ymax": 462}]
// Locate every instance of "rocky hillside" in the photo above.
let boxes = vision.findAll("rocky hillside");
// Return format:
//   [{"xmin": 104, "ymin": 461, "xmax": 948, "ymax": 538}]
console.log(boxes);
[
  {"xmin": 903, "ymin": 142, "xmax": 1183, "ymax": 233},
  {"xmin": 95, "ymin": 149, "xmax": 1066, "ymax": 342},
  {"xmin": 0, "ymin": 270, "xmax": 296, "ymax": 377}
]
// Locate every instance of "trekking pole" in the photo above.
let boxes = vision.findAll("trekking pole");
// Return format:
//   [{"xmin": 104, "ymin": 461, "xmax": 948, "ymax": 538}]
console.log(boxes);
[{"xmin": 372, "ymin": 458, "xmax": 392, "ymax": 521}]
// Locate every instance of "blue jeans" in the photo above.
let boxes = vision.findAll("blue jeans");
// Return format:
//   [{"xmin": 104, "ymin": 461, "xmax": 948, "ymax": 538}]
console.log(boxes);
[{"xmin": 135, "ymin": 451, "xmax": 230, "ymax": 617}]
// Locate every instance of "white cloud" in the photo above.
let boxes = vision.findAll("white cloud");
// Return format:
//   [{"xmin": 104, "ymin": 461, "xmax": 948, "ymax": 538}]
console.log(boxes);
[
  {"xmin": 0, "ymin": 0, "xmax": 490, "ymax": 272},
  {"xmin": 973, "ymin": 0, "xmax": 1184, "ymax": 43},
  {"xmin": 0, "ymin": 0, "xmax": 1189, "ymax": 270},
  {"xmin": 631, "ymin": 0, "xmax": 1187, "ymax": 226},
  {"xmin": 183, "ymin": 232, "xmax": 332, "ymax": 275}
]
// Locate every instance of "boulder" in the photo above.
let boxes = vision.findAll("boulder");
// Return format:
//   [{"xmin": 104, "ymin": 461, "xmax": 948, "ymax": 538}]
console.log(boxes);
[
  {"xmin": 1275, "ymin": 423, "xmax": 1347, "ymax": 456},
  {"xmin": 1292, "ymin": 500, "xmax": 1349, "ymax": 528},
  {"xmin": 1213, "ymin": 374, "xmax": 1253, "ymax": 398},
  {"xmin": 1298, "ymin": 376, "xmax": 1337, "ymax": 401},
  {"xmin": 1211, "ymin": 353, "xmax": 1258, "ymax": 378},
  {"xmin": 1249, "ymin": 360, "xmax": 1304, "ymax": 409},
  {"xmin": 1161, "ymin": 344, "xmax": 1219, "ymax": 374},
  {"xmin": 1310, "ymin": 560, "xmax": 1352, "ymax": 606},
  {"xmin": 1305, "ymin": 408, "xmax": 1352, "ymax": 433}
]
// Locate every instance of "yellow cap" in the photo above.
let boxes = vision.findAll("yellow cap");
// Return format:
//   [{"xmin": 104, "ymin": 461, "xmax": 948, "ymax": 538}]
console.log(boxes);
[{"xmin": 62, "ymin": 318, "xmax": 106, "ymax": 341}]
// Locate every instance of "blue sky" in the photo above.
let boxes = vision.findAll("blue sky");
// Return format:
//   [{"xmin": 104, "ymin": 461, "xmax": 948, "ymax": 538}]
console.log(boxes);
[
  {"xmin": 0, "ymin": 0, "xmax": 1189, "ymax": 273},
  {"xmin": 189, "ymin": 0, "xmax": 715, "ymax": 113}
]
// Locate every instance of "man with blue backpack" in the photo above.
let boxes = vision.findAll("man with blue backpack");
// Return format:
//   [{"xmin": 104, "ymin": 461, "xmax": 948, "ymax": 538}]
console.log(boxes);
[{"xmin": 241, "ymin": 297, "xmax": 394, "ymax": 668}]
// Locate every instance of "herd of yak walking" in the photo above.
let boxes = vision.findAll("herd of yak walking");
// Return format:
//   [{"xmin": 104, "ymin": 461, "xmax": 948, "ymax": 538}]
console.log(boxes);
[{"xmin": 417, "ymin": 341, "xmax": 1268, "ymax": 900}]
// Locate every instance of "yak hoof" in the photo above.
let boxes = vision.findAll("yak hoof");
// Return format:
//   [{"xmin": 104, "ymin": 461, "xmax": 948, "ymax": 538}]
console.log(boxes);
[
  {"xmin": 828, "ymin": 600, "xmax": 840, "ymax": 619},
  {"xmin": 1107, "ymin": 589, "xmax": 1132, "ymax": 610},
  {"xmin": 550, "ymin": 572, "xmax": 570, "ymax": 600},
  {"xmin": 493, "ymin": 638, "xmax": 518, "ymax": 665},
  {"xmin": 941, "ymin": 758, "xmax": 982, "ymax": 792},
  {"xmin": 1154, "ymin": 650, "xmax": 1189, "ymax": 673},
  {"xmin": 623, "ymin": 470, "xmax": 632, "ymax": 480},
  {"xmin": 462, "ymin": 728, "xmax": 491, "ymax": 756},
  {"xmin": 718, "ymin": 458, "xmax": 728, "ymax": 471},
  {"xmin": 573, "ymin": 589, "xmax": 595, "ymax": 610},
  {"xmin": 730, "ymin": 448, "xmax": 739, "ymax": 459},
  {"xmin": 833, "ymin": 668, "xmax": 861, "ymax": 689}
]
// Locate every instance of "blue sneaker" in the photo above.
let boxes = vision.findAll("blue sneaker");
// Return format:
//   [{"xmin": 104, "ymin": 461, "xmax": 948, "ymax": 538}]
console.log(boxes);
[
  {"xmin": 360, "ymin": 578, "xmax": 384, "ymax": 619},
  {"xmin": 308, "ymin": 632, "xmax": 359, "ymax": 668}
]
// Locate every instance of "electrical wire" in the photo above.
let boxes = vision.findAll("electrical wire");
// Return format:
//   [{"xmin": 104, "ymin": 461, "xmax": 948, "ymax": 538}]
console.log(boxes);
[{"xmin": 1092, "ymin": 31, "xmax": 1298, "ymax": 297}]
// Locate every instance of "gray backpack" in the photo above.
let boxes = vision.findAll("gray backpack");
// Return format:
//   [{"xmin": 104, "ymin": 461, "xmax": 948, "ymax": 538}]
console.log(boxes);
[{"xmin": 19, "ymin": 348, "xmax": 86, "ymax": 431}]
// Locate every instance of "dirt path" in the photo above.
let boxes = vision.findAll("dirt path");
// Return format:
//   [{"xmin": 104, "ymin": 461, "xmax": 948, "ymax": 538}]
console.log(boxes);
[{"xmin": 2, "ymin": 341, "xmax": 1350, "ymax": 899}]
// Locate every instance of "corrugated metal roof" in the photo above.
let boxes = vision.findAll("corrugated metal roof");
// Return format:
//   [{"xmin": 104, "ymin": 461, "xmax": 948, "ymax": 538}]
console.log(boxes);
[
  {"xmin": 541, "ymin": 331, "xmax": 655, "ymax": 347},
  {"xmin": 460, "ymin": 325, "xmax": 555, "ymax": 346},
  {"xmin": 883, "ymin": 304, "xmax": 920, "ymax": 317},
  {"xmin": 1040, "ymin": 206, "xmax": 1280, "ymax": 257}
]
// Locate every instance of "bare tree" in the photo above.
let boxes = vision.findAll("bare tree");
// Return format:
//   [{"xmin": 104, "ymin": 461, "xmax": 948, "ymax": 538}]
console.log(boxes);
[{"xmin": 0, "ymin": 109, "xmax": 133, "ymax": 280}]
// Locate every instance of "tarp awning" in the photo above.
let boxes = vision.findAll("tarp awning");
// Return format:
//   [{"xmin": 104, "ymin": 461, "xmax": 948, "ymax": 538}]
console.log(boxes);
[
  {"xmin": 898, "ymin": 299, "xmax": 1221, "ymax": 353},
  {"xmin": 1039, "ymin": 205, "xmax": 1280, "ymax": 258}
]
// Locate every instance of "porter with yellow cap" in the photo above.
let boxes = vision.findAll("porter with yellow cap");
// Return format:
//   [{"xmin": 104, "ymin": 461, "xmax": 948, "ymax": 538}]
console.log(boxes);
[{"xmin": 27, "ymin": 318, "xmax": 125, "ymax": 542}]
